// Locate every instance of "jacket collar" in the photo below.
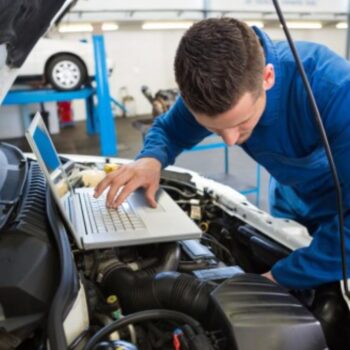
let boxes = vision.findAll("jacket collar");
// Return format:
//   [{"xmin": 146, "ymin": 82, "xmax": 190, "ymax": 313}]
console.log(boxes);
[{"xmin": 252, "ymin": 26, "xmax": 282, "ymax": 126}]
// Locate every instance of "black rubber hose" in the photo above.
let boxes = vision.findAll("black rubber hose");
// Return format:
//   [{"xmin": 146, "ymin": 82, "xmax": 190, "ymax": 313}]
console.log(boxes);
[
  {"xmin": 139, "ymin": 242, "xmax": 180, "ymax": 277},
  {"xmin": 162, "ymin": 242, "xmax": 181, "ymax": 271},
  {"xmin": 178, "ymin": 260, "xmax": 210, "ymax": 272},
  {"xmin": 101, "ymin": 271, "xmax": 215, "ymax": 321},
  {"xmin": 46, "ymin": 189, "xmax": 79, "ymax": 350},
  {"xmin": 126, "ymin": 242, "xmax": 180, "ymax": 279},
  {"xmin": 83, "ymin": 309, "xmax": 205, "ymax": 350}
]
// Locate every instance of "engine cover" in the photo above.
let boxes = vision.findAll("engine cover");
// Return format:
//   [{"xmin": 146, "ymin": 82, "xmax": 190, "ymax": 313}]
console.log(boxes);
[{"xmin": 209, "ymin": 274, "xmax": 327, "ymax": 350}]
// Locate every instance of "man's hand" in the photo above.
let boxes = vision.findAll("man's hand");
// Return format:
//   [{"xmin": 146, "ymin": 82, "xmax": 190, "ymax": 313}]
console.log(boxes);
[
  {"xmin": 94, "ymin": 158, "xmax": 162, "ymax": 208},
  {"xmin": 262, "ymin": 271, "xmax": 277, "ymax": 284}
]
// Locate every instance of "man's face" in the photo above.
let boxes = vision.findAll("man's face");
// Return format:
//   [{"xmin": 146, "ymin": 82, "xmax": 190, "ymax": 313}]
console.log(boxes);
[
  {"xmin": 194, "ymin": 91, "xmax": 266, "ymax": 146},
  {"xmin": 193, "ymin": 64, "xmax": 275, "ymax": 146}
]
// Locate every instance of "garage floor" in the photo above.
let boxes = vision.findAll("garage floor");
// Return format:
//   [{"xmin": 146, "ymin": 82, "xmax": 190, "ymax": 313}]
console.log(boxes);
[{"xmin": 3, "ymin": 116, "xmax": 270, "ymax": 211}]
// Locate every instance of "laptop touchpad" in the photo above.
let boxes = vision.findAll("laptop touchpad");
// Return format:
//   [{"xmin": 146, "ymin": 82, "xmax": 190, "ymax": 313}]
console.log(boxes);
[{"xmin": 129, "ymin": 190, "xmax": 165, "ymax": 212}]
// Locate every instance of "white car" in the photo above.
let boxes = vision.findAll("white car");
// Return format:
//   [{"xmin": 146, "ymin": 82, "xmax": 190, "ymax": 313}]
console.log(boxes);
[{"xmin": 17, "ymin": 37, "xmax": 113, "ymax": 91}]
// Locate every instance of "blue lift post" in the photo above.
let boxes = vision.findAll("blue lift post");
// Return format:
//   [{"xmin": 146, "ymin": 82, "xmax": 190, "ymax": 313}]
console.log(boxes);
[
  {"xmin": 3, "ymin": 34, "xmax": 118, "ymax": 156},
  {"xmin": 92, "ymin": 34, "xmax": 117, "ymax": 156},
  {"xmin": 186, "ymin": 137, "xmax": 261, "ymax": 206},
  {"xmin": 240, "ymin": 163, "xmax": 261, "ymax": 206}
]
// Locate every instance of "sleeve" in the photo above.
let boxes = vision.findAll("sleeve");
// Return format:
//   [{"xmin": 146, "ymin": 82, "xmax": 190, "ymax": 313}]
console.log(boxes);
[
  {"xmin": 272, "ymin": 82, "xmax": 350, "ymax": 290},
  {"xmin": 272, "ymin": 216, "xmax": 350, "ymax": 289},
  {"xmin": 135, "ymin": 96, "xmax": 211, "ymax": 168}
]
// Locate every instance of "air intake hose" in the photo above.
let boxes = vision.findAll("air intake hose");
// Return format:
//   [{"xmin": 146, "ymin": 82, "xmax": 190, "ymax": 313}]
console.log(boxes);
[{"xmin": 101, "ymin": 270, "xmax": 215, "ymax": 322}]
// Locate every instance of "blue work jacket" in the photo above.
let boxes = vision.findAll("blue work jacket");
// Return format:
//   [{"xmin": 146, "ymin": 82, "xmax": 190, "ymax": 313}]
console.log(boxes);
[{"xmin": 136, "ymin": 27, "xmax": 350, "ymax": 290}]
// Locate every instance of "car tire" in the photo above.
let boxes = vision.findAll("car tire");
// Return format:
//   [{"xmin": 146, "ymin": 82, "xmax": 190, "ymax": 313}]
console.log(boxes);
[{"xmin": 46, "ymin": 54, "xmax": 87, "ymax": 91}]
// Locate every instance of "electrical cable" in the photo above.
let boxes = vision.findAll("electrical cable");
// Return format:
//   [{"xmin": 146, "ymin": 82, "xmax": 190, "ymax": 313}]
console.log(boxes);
[
  {"xmin": 68, "ymin": 328, "xmax": 91, "ymax": 350},
  {"xmin": 272, "ymin": 0, "xmax": 349, "ymax": 297},
  {"xmin": 201, "ymin": 234, "xmax": 236, "ymax": 265},
  {"xmin": 160, "ymin": 184, "xmax": 197, "ymax": 198},
  {"xmin": 82, "ymin": 309, "xmax": 206, "ymax": 350}
]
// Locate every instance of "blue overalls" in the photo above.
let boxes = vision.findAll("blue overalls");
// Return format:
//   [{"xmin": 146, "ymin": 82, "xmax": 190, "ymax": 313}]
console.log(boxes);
[{"xmin": 136, "ymin": 27, "xmax": 350, "ymax": 290}]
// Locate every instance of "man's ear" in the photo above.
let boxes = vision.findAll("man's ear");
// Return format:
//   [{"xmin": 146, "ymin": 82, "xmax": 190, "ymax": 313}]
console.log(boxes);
[{"xmin": 263, "ymin": 64, "xmax": 275, "ymax": 91}]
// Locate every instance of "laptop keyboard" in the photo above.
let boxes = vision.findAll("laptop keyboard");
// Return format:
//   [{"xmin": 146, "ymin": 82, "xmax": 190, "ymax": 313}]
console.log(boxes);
[{"xmin": 80, "ymin": 192, "xmax": 146, "ymax": 233}]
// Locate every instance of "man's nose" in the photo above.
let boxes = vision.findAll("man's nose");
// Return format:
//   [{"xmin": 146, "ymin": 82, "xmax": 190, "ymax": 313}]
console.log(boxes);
[{"xmin": 220, "ymin": 128, "xmax": 240, "ymax": 146}]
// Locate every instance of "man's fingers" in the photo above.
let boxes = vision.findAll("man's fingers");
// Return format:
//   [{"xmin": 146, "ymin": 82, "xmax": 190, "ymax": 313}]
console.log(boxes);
[
  {"xmin": 94, "ymin": 177, "xmax": 110, "ymax": 198},
  {"xmin": 94, "ymin": 167, "xmax": 124, "ymax": 197},
  {"xmin": 262, "ymin": 271, "xmax": 277, "ymax": 283},
  {"xmin": 93, "ymin": 160, "xmax": 161, "ymax": 209},
  {"xmin": 105, "ymin": 171, "xmax": 131, "ymax": 206},
  {"xmin": 145, "ymin": 183, "xmax": 159, "ymax": 208},
  {"xmin": 112, "ymin": 182, "xmax": 139, "ymax": 208}
]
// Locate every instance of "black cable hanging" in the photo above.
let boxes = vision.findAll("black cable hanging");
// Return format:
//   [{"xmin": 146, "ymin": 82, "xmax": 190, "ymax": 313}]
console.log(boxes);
[
  {"xmin": 271, "ymin": 0, "xmax": 349, "ymax": 297},
  {"xmin": 82, "ymin": 309, "xmax": 207, "ymax": 350}
]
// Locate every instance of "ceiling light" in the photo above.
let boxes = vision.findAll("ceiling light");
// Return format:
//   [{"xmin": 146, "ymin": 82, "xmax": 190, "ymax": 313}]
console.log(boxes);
[
  {"xmin": 142, "ymin": 22, "xmax": 194, "ymax": 30},
  {"xmin": 282, "ymin": 21, "xmax": 323, "ymax": 29},
  {"xmin": 59, "ymin": 23, "xmax": 93, "ymax": 33},
  {"xmin": 245, "ymin": 21, "xmax": 264, "ymax": 28},
  {"xmin": 336, "ymin": 22, "xmax": 348, "ymax": 29},
  {"xmin": 102, "ymin": 22, "xmax": 119, "ymax": 31}
]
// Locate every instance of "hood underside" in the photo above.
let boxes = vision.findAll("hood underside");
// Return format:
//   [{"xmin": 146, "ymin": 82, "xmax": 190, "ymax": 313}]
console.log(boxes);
[{"xmin": 0, "ymin": 0, "xmax": 74, "ymax": 103}]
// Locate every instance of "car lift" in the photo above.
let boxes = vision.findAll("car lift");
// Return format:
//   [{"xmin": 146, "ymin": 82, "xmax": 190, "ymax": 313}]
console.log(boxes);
[
  {"xmin": 3, "ymin": 34, "xmax": 120, "ymax": 156},
  {"xmin": 186, "ymin": 139, "xmax": 261, "ymax": 205}
]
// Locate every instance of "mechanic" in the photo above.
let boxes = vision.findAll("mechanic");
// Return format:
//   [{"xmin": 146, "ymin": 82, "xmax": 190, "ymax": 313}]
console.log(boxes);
[{"xmin": 94, "ymin": 18, "xmax": 350, "ymax": 290}]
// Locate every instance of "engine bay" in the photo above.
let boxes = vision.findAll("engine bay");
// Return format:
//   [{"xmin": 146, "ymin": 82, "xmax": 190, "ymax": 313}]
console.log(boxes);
[{"xmin": 0, "ymin": 143, "xmax": 350, "ymax": 350}]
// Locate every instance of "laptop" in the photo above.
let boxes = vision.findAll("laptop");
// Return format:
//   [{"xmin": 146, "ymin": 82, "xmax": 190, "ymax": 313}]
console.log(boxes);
[{"xmin": 25, "ymin": 112, "xmax": 202, "ymax": 250}]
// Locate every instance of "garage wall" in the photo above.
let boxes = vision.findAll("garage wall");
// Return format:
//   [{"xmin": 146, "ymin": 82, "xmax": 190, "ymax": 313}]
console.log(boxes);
[
  {"xmin": 54, "ymin": 27, "xmax": 348, "ymax": 119},
  {"xmin": 266, "ymin": 28, "xmax": 347, "ymax": 53},
  {"xmin": 104, "ymin": 29, "xmax": 183, "ymax": 117}
]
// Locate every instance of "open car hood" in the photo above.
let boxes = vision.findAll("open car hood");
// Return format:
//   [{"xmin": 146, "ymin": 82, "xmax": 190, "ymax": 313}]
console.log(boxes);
[{"xmin": 0, "ymin": 0, "xmax": 74, "ymax": 104}]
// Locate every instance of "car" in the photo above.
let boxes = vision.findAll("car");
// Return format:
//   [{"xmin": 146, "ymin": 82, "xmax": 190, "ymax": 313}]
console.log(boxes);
[
  {"xmin": 0, "ymin": 148, "xmax": 348, "ymax": 350},
  {"xmin": 16, "ymin": 37, "xmax": 113, "ymax": 91},
  {"xmin": 1, "ymin": 1, "xmax": 350, "ymax": 349}
]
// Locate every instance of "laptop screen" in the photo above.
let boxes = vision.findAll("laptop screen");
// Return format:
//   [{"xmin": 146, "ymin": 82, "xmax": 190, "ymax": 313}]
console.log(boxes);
[
  {"xmin": 32, "ymin": 117, "xmax": 62, "ymax": 174},
  {"xmin": 26, "ymin": 113, "xmax": 72, "ymax": 199}
]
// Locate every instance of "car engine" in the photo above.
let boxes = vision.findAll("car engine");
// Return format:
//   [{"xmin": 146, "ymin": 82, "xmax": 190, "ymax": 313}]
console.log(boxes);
[{"xmin": 0, "ymin": 142, "xmax": 349, "ymax": 350}]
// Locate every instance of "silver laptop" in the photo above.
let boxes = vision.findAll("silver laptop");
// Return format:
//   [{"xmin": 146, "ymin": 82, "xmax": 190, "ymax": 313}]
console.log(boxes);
[{"xmin": 25, "ymin": 112, "xmax": 202, "ymax": 250}]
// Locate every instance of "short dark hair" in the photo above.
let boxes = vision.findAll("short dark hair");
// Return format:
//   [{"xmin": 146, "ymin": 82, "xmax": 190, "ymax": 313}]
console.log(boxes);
[{"xmin": 174, "ymin": 18, "xmax": 265, "ymax": 116}]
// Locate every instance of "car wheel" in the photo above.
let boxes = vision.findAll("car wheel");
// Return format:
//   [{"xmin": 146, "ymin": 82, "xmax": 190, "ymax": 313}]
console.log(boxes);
[{"xmin": 46, "ymin": 54, "xmax": 87, "ymax": 91}]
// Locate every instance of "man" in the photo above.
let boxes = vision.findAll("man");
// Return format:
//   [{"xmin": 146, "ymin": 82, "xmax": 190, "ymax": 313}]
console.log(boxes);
[{"xmin": 95, "ymin": 18, "xmax": 350, "ymax": 290}]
